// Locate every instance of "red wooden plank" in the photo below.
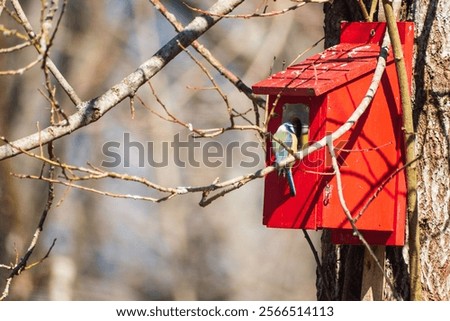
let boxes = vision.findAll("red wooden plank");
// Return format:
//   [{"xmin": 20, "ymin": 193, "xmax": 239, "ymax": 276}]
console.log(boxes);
[
  {"xmin": 253, "ymin": 42, "xmax": 386, "ymax": 96},
  {"xmin": 341, "ymin": 22, "xmax": 387, "ymax": 44},
  {"xmin": 341, "ymin": 21, "xmax": 413, "ymax": 45}
]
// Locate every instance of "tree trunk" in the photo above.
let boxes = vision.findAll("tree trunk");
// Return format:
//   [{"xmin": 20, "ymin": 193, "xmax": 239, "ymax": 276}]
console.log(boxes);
[
  {"xmin": 412, "ymin": 0, "xmax": 450, "ymax": 301},
  {"xmin": 318, "ymin": 0, "xmax": 450, "ymax": 301}
]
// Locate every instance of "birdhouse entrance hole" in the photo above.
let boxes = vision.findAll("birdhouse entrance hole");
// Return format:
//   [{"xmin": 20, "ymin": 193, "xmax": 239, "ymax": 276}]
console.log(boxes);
[{"xmin": 281, "ymin": 103, "xmax": 310, "ymax": 149}]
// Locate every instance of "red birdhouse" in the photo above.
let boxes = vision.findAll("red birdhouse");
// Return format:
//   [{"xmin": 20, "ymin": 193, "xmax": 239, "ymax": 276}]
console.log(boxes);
[{"xmin": 252, "ymin": 22, "xmax": 414, "ymax": 246}]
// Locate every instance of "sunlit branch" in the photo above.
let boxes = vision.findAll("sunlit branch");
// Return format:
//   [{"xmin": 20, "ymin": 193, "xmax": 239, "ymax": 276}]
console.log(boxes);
[
  {"xmin": 0, "ymin": 144, "xmax": 57, "ymax": 301},
  {"xmin": 326, "ymin": 139, "xmax": 399, "ymax": 299},
  {"xmin": 10, "ymin": 0, "xmax": 81, "ymax": 105},
  {"xmin": 185, "ymin": 0, "xmax": 331, "ymax": 19},
  {"xmin": 149, "ymin": 0, "xmax": 265, "ymax": 126},
  {"xmin": 0, "ymin": 0, "xmax": 245, "ymax": 161}
]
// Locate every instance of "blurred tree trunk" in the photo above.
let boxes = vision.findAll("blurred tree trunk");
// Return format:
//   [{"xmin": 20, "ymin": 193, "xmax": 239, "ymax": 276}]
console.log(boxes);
[
  {"xmin": 0, "ymin": 0, "xmax": 38, "ymax": 300},
  {"xmin": 0, "ymin": 72, "xmax": 21, "ymax": 299},
  {"xmin": 318, "ymin": 0, "xmax": 450, "ymax": 301}
]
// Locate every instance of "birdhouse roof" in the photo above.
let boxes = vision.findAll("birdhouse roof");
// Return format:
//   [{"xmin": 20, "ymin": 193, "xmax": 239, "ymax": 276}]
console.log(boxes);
[{"xmin": 252, "ymin": 42, "xmax": 391, "ymax": 97}]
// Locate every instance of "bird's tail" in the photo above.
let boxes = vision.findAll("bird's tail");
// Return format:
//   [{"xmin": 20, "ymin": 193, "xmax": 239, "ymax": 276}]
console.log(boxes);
[{"xmin": 286, "ymin": 168, "xmax": 296, "ymax": 197}]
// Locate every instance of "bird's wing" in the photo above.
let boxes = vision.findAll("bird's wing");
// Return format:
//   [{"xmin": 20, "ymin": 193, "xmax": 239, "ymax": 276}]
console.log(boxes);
[
  {"xmin": 290, "ymin": 132, "xmax": 298, "ymax": 152},
  {"xmin": 273, "ymin": 131, "xmax": 289, "ymax": 163}
]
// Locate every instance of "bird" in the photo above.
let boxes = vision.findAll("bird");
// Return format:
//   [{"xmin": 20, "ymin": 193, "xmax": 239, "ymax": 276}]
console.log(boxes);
[{"xmin": 272, "ymin": 122, "xmax": 298, "ymax": 197}]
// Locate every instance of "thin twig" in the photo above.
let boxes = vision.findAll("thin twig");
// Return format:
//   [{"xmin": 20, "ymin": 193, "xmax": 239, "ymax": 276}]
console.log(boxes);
[
  {"xmin": 2, "ymin": 135, "xmax": 262, "ymax": 205},
  {"xmin": 369, "ymin": 0, "xmax": 378, "ymax": 21},
  {"xmin": 0, "ymin": 0, "xmax": 246, "ymax": 161},
  {"xmin": 382, "ymin": 0, "xmax": 421, "ymax": 301},
  {"xmin": 129, "ymin": 95, "xmax": 136, "ymax": 119},
  {"xmin": 0, "ymin": 0, "xmax": 5, "ymax": 17},
  {"xmin": 0, "ymin": 40, "xmax": 31, "ymax": 54},
  {"xmin": 40, "ymin": 0, "xmax": 70, "ymax": 125},
  {"xmin": 335, "ymin": 141, "xmax": 392, "ymax": 153},
  {"xmin": 357, "ymin": 0, "xmax": 371, "ymax": 21},
  {"xmin": 0, "ymin": 144, "xmax": 57, "ymax": 301},
  {"xmin": 356, "ymin": 156, "xmax": 421, "ymax": 222},
  {"xmin": 0, "ymin": 55, "xmax": 42, "ymax": 75},
  {"xmin": 327, "ymin": 139, "xmax": 399, "ymax": 299},
  {"xmin": 302, "ymin": 230, "xmax": 331, "ymax": 300},
  {"xmin": 178, "ymin": 41, "xmax": 234, "ymax": 127},
  {"xmin": 191, "ymin": 125, "xmax": 264, "ymax": 138},
  {"xmin": 149, "ymin": 0, "xmax": 265, "ymax": 126},
  {"xmin": 139, "ymin": 84, "xmax": 204, "ymax": 136},
  {"xmin": 10, "ymin": 0, "xmax": 82, "ymax": 105},
  {"xmin": 13, "ymin": 174, "xmax": 174, "ymax": 203},
  {"xmin": 289, "ymin": 37, "xmax": 325, "ymax": 66},
  {"xmin": 185, "ymin": 0, "xmax": 330, "ymax": 19},
  {"xmin": 138, "ymin": 87, "xmax": 264, "ymax": 138}
]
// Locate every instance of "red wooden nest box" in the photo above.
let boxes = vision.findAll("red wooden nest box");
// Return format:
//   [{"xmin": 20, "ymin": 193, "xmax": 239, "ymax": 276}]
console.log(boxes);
[{"xmin": 252, "ymin": 22, "xmax": 414, "ymax": 246}]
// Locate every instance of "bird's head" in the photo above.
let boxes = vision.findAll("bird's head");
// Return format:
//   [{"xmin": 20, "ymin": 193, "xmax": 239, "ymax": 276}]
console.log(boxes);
[{"xmin": 279, "ymin": 122, "xmax": 296, "ymax": 135}]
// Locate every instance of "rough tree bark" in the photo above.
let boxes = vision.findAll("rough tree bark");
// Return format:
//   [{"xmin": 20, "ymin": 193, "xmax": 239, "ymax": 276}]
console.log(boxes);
[{"xmin": 318, "ymin": 0, "xmax": 450, "ymax": 301}]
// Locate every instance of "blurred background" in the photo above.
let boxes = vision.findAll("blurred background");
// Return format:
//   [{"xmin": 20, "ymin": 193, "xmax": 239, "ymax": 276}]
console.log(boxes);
[{"xmin": 0, "ymin": 0, "xmax": 325, "ymax": 300}]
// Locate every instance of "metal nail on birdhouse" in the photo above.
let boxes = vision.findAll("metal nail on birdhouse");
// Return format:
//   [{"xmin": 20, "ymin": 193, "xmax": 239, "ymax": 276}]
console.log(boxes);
[{"xmin": 252, "ymin": 22, "xmax": 414, "ymax": 246}]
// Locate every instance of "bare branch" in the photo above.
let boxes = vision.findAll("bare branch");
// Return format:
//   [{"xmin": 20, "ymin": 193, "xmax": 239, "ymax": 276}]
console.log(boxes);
[
  {"xmin": 382, "ymin": 0, "xmax": 421, "ymax": 300},
  {"xmin": 0, "ymin": 0, "xmax": 245, "ymax": 161},
  {"xmin": 138, "ymin": 83, "xmax": 205, "ymax": 136},
  {"xmin": 10, "ymin": 0, "xmax": 81, "ymax": 105},
  {"xmin": 0, "ymin": 55, "xmax": 42, "ymax": 75},
  {"xmin": 185, "ymin": 0, "xmax": 331, "ymax": 19},
  {"xmin": 289, "ymin": 36, "xmax": 325, "ymax": 66},
  {"xmin": 369, "ymin": 0, "xmax": 378, "ymax": 21},
  {"xmin": 12, "ymin": 174, "xmax": 171, "ymax": 203},
  {"xmin": 149, "ymin": 0, "xmax": 264, "ymax": 125},
  {"xmin": 357, "ymin": 0, "xmax": 371, "ymax": 21},
  {"xmin": 335, "ymin": 141, "xmax": 392, "ymax": 153},
  {"xmin": 0, "ymin": 40, "xmax": 31, "ymax": 53},
  {"xmin": 0, "ymin": 0, "xmax": 5, "ymax": 17},
  {"xmin": 191, "ymin": 125, "xmax": 264, "ymax": 138},
  {"xmin": 179, "ymin": 42, "xmax": 252, "ymax": 129},
  {"xmin": 3, "ymin": 137, "xmax": 262, "ymax": 204},
  {"xmin": 302, "ymin": 230, "xmax": 331, "ymax": 300},
  {"xmin": 326, "ymin": 139, "xmax": 399, "ymax": 299},
  {"xmin": 0, "ymin": 143, "xmax": 57, "ymax": 301},
  {"xmin": 356, "ymin": 156, "xmax": 421, "ymax": 222}
]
